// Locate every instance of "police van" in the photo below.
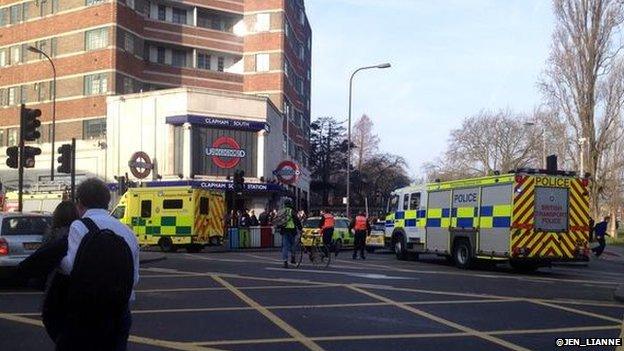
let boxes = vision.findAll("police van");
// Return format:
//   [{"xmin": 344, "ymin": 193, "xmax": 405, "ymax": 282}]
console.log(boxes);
[
  {"xmin": 111, "ymin": 186, "xmax": 225, "ymax": 252},
  {"xmin": 385, "ymin": 169, "xmax": 590, "ymax": 270}
]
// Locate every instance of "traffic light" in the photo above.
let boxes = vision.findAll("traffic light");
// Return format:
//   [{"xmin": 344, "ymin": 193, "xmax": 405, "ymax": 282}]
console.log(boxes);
[
  {"xmin": 20, "ymin": 105, "xmax": 41, "ymax": 141},
  {"xmin": 233, "ymin": 170, "xmax": 245, "ymax": 193},
  {"xmin": 22, "ymin": 146, "xmax": 41, "ymax": 168},
  {"xmin": 57, "ymin": 144, "xmax": 72, "ymax": 174},
  {"xmin": 5, "ymin": 146, "xmax": 18, "ymax": 169}
]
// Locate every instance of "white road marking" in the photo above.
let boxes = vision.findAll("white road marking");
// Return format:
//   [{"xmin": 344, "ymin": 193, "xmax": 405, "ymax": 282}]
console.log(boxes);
[{"xmin": 266, "ymin": 267, "xmax": 417, "ymax": 280}]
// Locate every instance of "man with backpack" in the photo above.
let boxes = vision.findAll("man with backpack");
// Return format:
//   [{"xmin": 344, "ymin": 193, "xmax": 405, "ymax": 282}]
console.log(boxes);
[
  {"xmin": 275, "ymin": 198, "xmax": 302, "ymax": 268},
  {"xmin": 58, "ymin": 178, "xmax": 140, "ymax": 351}
]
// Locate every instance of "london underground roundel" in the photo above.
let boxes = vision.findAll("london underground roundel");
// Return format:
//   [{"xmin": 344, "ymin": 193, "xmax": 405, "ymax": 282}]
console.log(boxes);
[
  {"xmin": 273, "ymin": 160, "xmax": 300, "ymax": 184},
  {"xmin": 205, "ymin": 136, "xmax": 246, "ymax": 169}
]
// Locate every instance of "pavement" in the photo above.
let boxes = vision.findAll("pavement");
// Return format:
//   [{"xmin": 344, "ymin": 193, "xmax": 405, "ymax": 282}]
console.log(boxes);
[{"xmin": 1, "ymin": 249, "xmax": 623, "ymax": 351}]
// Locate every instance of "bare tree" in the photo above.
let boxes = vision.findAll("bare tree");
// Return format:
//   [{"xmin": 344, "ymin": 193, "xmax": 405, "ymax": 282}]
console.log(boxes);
[
  {"xmin": 540, "ymin": 0, "xmax": 624, "ymax": 216},
  {"xmin": 425, "ymin": 110, "xmax": 540, "ymax": 181},
  {"xmin": 352, "ymin": 114, "xmax": 380, "ymax": 171}
]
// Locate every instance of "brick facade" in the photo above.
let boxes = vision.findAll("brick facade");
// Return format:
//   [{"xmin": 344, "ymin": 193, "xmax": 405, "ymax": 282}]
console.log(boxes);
[{"xmin": 0, "ymin": 0, "xmax": 311, "ymax": 169}]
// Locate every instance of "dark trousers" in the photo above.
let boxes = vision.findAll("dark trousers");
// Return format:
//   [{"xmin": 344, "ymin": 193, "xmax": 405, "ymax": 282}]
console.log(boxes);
[
  {"xmin": 592, "ymin": 236, "xmax": 606, "ymax": 257},
  {"xmin": 55, "ymin": 308, "xmax": 132, "ymax": 351},
  {"xmin": 322, "ymin": 228, "xmax": 334, "ymax": 256},
  {"xmin": 353, "ymin": 231, "xmax": 366, "ymax": 258}
]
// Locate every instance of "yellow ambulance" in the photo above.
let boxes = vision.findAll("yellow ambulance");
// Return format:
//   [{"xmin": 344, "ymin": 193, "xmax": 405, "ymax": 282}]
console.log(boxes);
[{"xmin": 111, "ymin": 186, "xmax": 226, "ymax": 252}]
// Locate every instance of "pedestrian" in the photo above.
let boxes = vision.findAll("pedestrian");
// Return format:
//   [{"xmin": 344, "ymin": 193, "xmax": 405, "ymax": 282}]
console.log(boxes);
[
  {"xmin": 249, "ymin": 210, "xmax": 259, "ymax": 227},
  {"xmin": 258, "ymin": 208, "xmax": 269, "ymax": 226},
  {"xmin": 43, "ymin": 201, "xmax": 80, "ymax": 245},
  {"xmin": 275, "ymin": 198, "xmax": 302, "ymax": 268},
  {"xmin": 56, "ymin": 178, "xmax": 140, "ymax": 351},
  {"xmin": 18, "ymin": 201, "xmax": 79, "ymax": 341},
  {"xmin": 350, "ymin": 211, "xmax": 371, "ymax": 260},
  {"xmin": 319, "ymin": 209, "xmax": 336, "ymax": 257},
  {"xmin": 592, "ymin": 216, "xmax": 610, "ymax": 257},
  {"xmin": 239, "ymin": 209, "xmax": 250, "ymax": 227}
]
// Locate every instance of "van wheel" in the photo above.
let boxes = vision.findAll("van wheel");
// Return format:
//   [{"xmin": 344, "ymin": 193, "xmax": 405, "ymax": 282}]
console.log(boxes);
[
  {"xmin": 453, "ymin": 239, "xmax": 473, "ymax": 269},
  {"xmin": 186, "ymin": 244, "xmax": 203, "ymax": 253},
  {"xmin": 394, "ymin": 234, "xmax": 407, "ymax": 260},
  {"xmin": 159, "ymin": 237, "xmax": 176, "ymax": 253}
]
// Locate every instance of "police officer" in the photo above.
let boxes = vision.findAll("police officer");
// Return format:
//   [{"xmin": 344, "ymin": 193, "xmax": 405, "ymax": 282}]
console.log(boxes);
[
  {"xmin": 318, "ymin": 209, "xmax": 336, "ymax": 257},
  {"xmin": 350, "ymin": 211, "xmax": 371, "ymax": 260},
  {"xmin": 592, "ymin": 216, "xmax": 610, "ymax": 257}
]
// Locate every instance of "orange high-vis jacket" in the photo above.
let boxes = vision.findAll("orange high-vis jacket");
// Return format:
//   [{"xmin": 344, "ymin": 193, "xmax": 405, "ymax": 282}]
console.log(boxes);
[
  {"xmin": 354, "ymin": 215, "xmax": 368, "ymax": 231},
  {"xmin": 321, "ymin": 213, "xmax": 335, "ymax": 229}
]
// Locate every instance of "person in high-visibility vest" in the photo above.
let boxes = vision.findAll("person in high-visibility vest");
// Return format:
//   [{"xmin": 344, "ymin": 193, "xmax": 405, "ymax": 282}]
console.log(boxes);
[
  {"xmin": 350, "ymin": 211, "xmax": 371, "ymax": 260},
  {"xmin": 318, "ymin": 209, "xmax": 337, "ymax": 257},
  {"xmin": 279, "ymin": 198, "xmax": 302, "ymax": 268}
]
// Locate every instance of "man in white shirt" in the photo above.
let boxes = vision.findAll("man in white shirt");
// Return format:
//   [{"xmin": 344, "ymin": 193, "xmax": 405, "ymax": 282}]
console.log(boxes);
[{"xmin": 59, "ymin": 178, "xmax": 139, "ymax": 351}]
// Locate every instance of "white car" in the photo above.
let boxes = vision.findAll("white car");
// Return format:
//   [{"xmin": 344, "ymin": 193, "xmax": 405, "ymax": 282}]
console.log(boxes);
[{"xmin": 0, "ymin": 213, "xmax": 51, "ymax": 275}]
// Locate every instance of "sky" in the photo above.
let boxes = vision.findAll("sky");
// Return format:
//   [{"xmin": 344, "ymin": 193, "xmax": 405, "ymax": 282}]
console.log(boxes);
[{"xmin": 306, "ymin": 0, "xmax": 555, "ymax": 178}]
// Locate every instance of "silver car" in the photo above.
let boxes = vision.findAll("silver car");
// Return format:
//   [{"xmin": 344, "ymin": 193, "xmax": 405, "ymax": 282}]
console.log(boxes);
[{"xmin": 0, "ymin": 213, "xmax": 52, "ymax": 270}]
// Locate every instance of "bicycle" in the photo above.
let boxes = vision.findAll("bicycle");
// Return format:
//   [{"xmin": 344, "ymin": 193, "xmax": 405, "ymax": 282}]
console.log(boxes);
[{"xmin": 294, "ymin": 233, "xmax": 331, "ymax": 269}]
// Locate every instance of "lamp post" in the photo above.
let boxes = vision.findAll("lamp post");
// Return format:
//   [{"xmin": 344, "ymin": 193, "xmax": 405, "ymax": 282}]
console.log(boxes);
[
  {"xmin": 346, "ymin": 63, "xmax": 391, "ymax": 218},
  {"xmin": 524, "ymin": 121, "xmax": 546, "ymax": 169},
  {"xmin": 27, "ymin": 45, "xmax": 56, "ymax": 181}
]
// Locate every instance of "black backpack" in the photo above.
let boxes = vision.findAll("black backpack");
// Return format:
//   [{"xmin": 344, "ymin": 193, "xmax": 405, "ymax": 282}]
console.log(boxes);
[{"xmin": 67, "ymin": 218, "xmax": 134, "ymax": 314}]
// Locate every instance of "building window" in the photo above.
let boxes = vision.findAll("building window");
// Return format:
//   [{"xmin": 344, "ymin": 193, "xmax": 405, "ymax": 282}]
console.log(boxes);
[
  {"xmin": 83, "ymin": 118, "xmax": 107, "ymax": 139},
  {"xmin": 126, "ymin": 0, "xmax": 135, "ymax": 10},
  {"xmin": 8, "ymin": 87, "xmax": 16, "ymax": 105},
  {"xmin": 157, "ymin": 47, "xmax": 165, "ymax": 64},
  {"xmin": 197, "ymin": 53, "xmax": 211, "ymax": 70},
  {"xmin": 50, "ymin": 37, "xmax": 57, "ymax": 57},
  {"xmin": 86, "ymin": 0, "xmax": 104, "ymax": 6},
  {"xmin": 172, "ymin": 7, "xmax": 186, "ymax": 24},
  {"xmin": 255, "ymin": 13, "xmax": 269, "ymax": 32},
  {"xmin": 34, "ymin": 82, "xmax": 44, "ymax": 102},
  {"xmin": 85, "ymin": 28, "xmax": 108, "ymax": 50},
  {"xmin": 158, "ymin": 5, "xmax": 166, "ymax": 21},
  {"xmin": 256, "ymin": 53, "xmax": 269, "ymax": 72},
  {"xmin": 9, "ymin": 4, "xmax": 22, "ymax": 24},
  {"xmin": 19, "ymin": 85, "xmax": 27, "ymax": 103},
  {"xmin": 84, "ymin": 73, "xmax": 108, "ymax": 95},
  {"xmin": 123, "ymin": 32, "xmax": 135, "ymax": 53},
  {"xmin": 10, "ymin": 45, "xmax": 20, "ymax": 64},
  {"xmin": 0, "ymin": 49, "xmax": 6, "ymax": 67},
  {"xmin": 172, "ymin": 49, "xmax": 186, "ymax": 67},
  {"xmin": 52, "ymin": 0, "xmax": 59, "ymax": 14},
  {"xmin": 8, "ymin": 128, "xmax": 18, "ymax": 146},
  {"xmin": 123, "ymin": 77, "xmax": 134, "ymax": 94},
  {"xmin": 284, "ymin": 60, "xmax": 290, "ymax": 77},
  {"xmin": 0, "ymin": 8, "xmax": 7, "ymax": 26},
  {"xmin": 0, "ymin": 129, "xmax": 4, "ymax": 147},
  {"xmin": 217, "ymin": 57, "xmax": 224, "ymax": 72},
  {"xmin": 284, "ymin": 20, "xmax": 290, "ymax": 37},
  {"xmin": 299, "ymin": 9, "xmax": 305, "ymax": 25}
]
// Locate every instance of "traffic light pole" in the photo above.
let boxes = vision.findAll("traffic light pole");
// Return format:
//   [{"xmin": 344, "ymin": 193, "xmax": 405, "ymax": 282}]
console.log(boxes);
[
  {"xmin": 71, "ymin": 138, "xmax": 76, "ymax": 202},
  {"xmin": 17, "ymin": 133, "xmax": 24, "ymax": 212}
]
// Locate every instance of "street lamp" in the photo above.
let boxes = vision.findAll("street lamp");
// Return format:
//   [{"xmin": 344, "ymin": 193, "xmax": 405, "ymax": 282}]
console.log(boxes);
[
  {"xmin": 524, "ymin": 121, "xmax": 546, "ymax": 169},
  {"xmin": 28, "ymin": 45, "xmax": 57, "ymax": 181},
  {"xmin": 346, "ymin": 63, "xmax": 391, "ymax": 218}
]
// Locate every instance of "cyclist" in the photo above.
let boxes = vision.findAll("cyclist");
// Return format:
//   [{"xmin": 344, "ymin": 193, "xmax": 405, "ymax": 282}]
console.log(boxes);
[
  {"xmin": 277, "ymin": 198, "xmax": 302, "ymax": 268},
  {"xmin": 318, "ymin": 209, "xmax": 336, "ymax": 257}
]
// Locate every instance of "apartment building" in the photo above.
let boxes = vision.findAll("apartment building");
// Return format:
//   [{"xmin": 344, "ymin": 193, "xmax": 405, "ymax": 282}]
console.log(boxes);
[{"xmin": 0, "ymin": 0, "xmax": 312, "ymax": 185}]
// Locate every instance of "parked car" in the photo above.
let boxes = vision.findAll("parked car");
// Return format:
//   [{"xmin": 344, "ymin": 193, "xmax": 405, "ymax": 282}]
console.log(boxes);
[
  {"xmin": 366, "ymin": 221, "xmax": 386, "ymax": 253},
  {"xmin": 0, "ymin": 213, "xmax": 52, "ymax": 276},
  {"xmin": 301, "ymin": 216, "xmax": 354, "ymax": 250}
]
